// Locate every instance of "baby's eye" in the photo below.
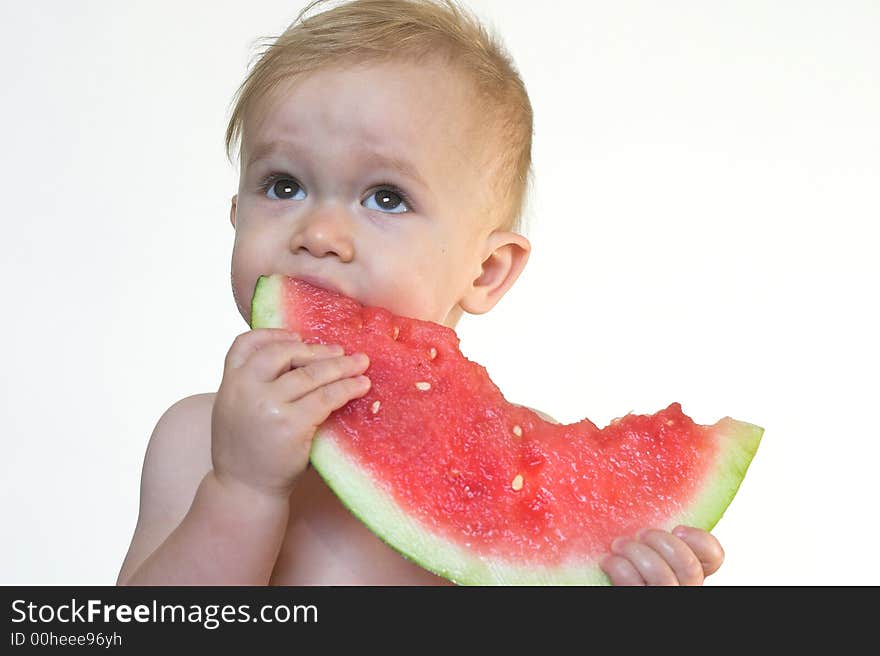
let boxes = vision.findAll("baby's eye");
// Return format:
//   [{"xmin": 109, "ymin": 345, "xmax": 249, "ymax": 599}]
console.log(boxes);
[
  {"xmin": 262, "ymin": 176, "xmax": 306, "ymax": 201},
  {"xmin": 363, "ymin": 187, "xmax": 410, "ymax": 214},
  {"xmin": 259, "ymin": 173, "xmax": 411, "ymax": 214}
]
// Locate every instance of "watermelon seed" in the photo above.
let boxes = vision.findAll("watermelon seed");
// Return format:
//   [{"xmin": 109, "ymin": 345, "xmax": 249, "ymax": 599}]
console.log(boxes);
[
  {"xmin": 512, "ymin": 424, "xmax": 523, "ymax": 437},
  {"xmin": 415, "ymin": 381, "xmax": 431, "ymax": 391},
  {"xmin": 666, "ymin": 420, "xmax": 674, "ymax": 426},
  {"xmin": 392, "ymin": 326, "xmax": 399, "ymax": 340},
  {"xmin": 428, "ymin": 347, "xmax": 437, "ymax": 360},
  {"xmin": 511, "ymin": 474, "xmax": 524, "ymax": 491},
  {"xmin": 371, "ymin": 400, "xmax": 381, "ymax": 414}
]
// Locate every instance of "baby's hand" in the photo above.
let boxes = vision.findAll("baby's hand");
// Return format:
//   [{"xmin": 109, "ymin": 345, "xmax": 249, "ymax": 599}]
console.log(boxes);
[
  {"xmin": 211, "ymin": 328, "xmax": 371, "ymax": 499},
  {"xmin": 600, "ymin": 526, "xmax": 724, "ymax": 586}
]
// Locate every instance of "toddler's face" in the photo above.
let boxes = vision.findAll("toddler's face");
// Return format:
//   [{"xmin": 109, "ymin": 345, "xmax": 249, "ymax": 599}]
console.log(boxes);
[{"xmin": 229, "ymin": 58, "xmax": 527, "ymax": 327}]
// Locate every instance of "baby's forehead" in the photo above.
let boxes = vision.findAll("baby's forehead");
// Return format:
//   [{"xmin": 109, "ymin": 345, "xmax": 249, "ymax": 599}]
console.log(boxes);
[
  {"xmin": 264, "ymin": 60, "xmax": 481, "ymax": 125},
  {"xmin": 247, "ymin": 62, "xmax": 493, "ymax": 168}
]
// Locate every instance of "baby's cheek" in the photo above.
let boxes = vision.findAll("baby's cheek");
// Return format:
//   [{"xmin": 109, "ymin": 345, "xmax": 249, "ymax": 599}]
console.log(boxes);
[
  {"xmin": 380, "ymin": 275, "xmax": 449, "ymax": 323},
  {"xmin": 230, "ymin": 275, "xmax": 251, "ymax": 323},
  {"xmin": 229, "ymin": 250, "xmax": 259, "ymax": 322}
]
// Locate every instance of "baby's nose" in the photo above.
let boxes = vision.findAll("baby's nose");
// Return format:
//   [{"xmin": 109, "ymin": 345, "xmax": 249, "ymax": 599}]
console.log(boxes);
[{"xmin": 289, "ymin": 209, "xmax": 355, "ymax": 262}]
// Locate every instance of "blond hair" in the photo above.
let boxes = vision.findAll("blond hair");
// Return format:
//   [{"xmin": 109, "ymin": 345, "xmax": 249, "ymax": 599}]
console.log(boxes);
[{"xmin": 224, "ymin": 0, "xmax": 533, "ymax": 233}]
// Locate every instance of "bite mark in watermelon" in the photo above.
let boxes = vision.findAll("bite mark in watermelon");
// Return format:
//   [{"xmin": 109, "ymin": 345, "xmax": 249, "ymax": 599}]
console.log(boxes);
[{"xmin": 251, "ymin": 275, "xmax": 763, "ymax": 585}]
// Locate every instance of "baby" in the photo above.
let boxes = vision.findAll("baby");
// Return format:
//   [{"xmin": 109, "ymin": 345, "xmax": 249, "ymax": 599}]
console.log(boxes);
[{"xmin": 117, "ymin": 0, "xmax": 723, "ymax": 586}]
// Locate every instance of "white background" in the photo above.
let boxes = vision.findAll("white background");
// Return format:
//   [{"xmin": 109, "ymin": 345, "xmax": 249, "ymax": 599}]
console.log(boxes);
[{"xmin": 1, "ymin": 0, "xmax": 877, "ymax": 585}]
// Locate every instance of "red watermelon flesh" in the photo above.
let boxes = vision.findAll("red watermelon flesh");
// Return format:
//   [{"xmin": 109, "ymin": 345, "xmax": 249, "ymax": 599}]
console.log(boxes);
[{"xmin": 251, "ymin": 275, "xmax": 763, "ymax": 584}]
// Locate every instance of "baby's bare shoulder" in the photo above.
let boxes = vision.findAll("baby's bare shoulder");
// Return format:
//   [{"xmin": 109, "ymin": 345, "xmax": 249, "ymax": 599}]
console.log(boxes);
[
  {"xmin": 143, "ymin": 392, "xmax": 215, "ymax": 494},
  {"xmin": 117, "ymin": 393, "xmax": 216, "ymax": 584},
  {"xmin": 156, "ymin": 392, "xmax": 216, "ymax": 438}
]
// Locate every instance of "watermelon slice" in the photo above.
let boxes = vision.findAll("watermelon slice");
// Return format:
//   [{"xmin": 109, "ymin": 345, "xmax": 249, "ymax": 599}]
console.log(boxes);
[{"xmin": 251, "ymin": 275, "xmax": 763, "ymax": 585}]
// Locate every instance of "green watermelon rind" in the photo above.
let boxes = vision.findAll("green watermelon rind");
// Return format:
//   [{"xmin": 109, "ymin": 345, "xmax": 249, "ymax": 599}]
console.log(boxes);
[
  {"xmin": 666, "ymin": 418, "xmax": 764, "ymax": 533},
  {"xmin": 251, "ymin": 275, "xmax": 284, "ymax": 329},
  {"xmin": 309, "ymin": 418, "xmax": 762, "ymax": 585}
]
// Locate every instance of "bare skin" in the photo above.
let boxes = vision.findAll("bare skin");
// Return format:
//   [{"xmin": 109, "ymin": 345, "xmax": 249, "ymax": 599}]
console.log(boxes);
[
  {"xmin": 117, "ymin": 58, "xmax": 723, "ymax": 586},
  {"xmin": 119, "ymin": 387, "xmax": 450, "ymax": 585}
]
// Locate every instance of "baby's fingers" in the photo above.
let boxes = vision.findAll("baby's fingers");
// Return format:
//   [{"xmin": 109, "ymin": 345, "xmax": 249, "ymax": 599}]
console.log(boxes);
[
  {"xmin": 277, "ymin": 353, "xmax": 370, "ymax": 400},
  {"xmin": 600, "ymin": 554, "xmax": 645, "ymax": 586},
  {"xmin": 224, "ymin": 328, "xmax": 301, "ymax": 371},
  {"xmin": 247, "ymin": 339, "xmax": 346, "ymax": 382},
  {"xmin": 607, "ymin": 537, "xmax": 679, "ymax": 586},
  {"xmin": 295, "ymin": 374, "xmax": 372, "ymax": 424},
  {"xmin": 672, "ymin": 526, "xmax": 725, "ymax": 577},
  {"xmin": 637, "ymin": 529, "xmax": 704, "ymax": 585}
]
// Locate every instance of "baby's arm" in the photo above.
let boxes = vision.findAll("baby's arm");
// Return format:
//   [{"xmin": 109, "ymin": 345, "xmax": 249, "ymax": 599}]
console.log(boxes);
[
  {"xmin": 116, "ymin": 394, "xmax": 291, "ymax": 585},
  {"xmin": 117, "ymin": 329, "xmax": 372, "ymax": 585}
]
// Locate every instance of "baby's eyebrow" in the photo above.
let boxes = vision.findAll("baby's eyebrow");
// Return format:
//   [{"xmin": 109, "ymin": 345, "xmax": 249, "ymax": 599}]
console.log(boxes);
[
  {"xmin": 246, "ymin": 139, "xmax": 428, "ymax": 189},
  {"xmin": 362, "ymin": 151, "xmax": 428, "ymax": 189}
]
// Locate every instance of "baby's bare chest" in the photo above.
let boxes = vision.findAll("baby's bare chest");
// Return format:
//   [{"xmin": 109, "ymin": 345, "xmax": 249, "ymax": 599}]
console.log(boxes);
[{"xmin": 268, "ymin": 467, "xmax": 451, "ymax": 585}]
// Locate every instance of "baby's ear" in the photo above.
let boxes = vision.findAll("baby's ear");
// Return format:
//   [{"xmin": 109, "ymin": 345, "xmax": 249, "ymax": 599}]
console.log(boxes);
[
  {"xmin": 229, "ymin": 194, "xmax": 238, "ymax": 228},
  {"xmin": 460, "ymin": 231, "xmax": 531, "ymax": 315}
]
